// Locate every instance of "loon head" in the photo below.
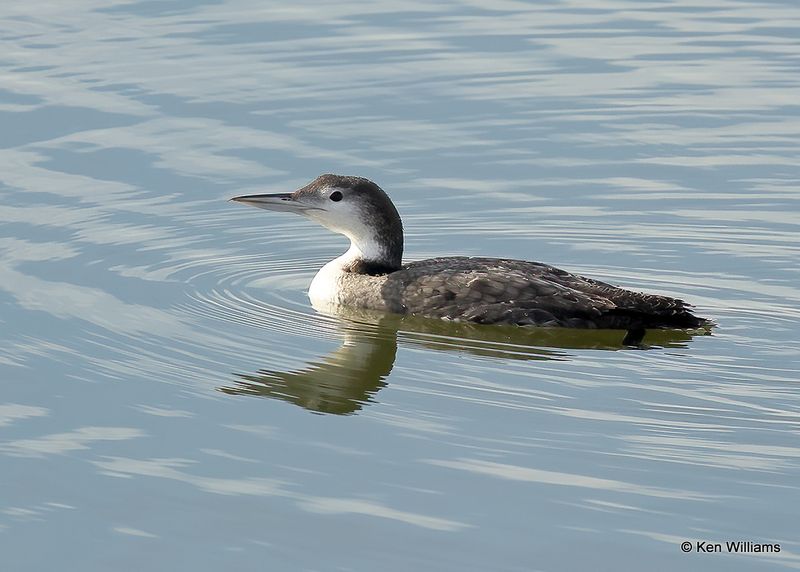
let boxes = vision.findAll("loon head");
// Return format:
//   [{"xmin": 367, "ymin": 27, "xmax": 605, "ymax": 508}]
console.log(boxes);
[{"xmin": 231, "ymin": 174, "xmax": 404, "ymax": 273}]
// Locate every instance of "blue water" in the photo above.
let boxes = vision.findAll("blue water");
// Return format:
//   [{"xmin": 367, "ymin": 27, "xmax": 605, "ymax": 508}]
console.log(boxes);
[{"xmin": 1, "ymin": 1, "xmax": 799, "ymax": 570}]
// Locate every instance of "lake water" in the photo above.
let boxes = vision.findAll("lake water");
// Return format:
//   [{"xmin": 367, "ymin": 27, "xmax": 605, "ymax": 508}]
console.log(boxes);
[{"xmin": 1, "ymin": 1, "xmax": 799, "ymax": 570}]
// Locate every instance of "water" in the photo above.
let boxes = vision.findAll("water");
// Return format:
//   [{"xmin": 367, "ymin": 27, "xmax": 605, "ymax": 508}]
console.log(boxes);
[{"xmin": 2, "ymin": 0, "xmax": 799, "ymax": 570}]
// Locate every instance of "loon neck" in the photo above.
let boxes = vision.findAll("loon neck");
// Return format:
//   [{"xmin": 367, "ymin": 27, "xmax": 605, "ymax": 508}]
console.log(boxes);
[{"xmin": 337, "ymin": 236, "xmax": 401, "ymax": 276}]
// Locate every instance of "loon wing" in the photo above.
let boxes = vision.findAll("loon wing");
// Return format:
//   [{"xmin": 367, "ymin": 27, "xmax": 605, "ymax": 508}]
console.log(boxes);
[{"xmin": 381, "ymin": 257, "xmax": 704, "ymax": 329}]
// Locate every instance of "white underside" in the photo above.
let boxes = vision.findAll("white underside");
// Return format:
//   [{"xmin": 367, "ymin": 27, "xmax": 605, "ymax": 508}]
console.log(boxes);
[
  {"xmin": 308, "ymin": 242, "xmax": 390, "ymax": 313},
  {"xmin": 308, "ymin": 257, "xmax": 346, "ymax": 310},
  {"xmin": 308, "ymin": 242, "xmax": 369, "ymax": 309}
]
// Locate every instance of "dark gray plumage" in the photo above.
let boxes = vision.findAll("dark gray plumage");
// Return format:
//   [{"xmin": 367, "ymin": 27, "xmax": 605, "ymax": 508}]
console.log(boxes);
[{"xmin": 381, "ymin": 256, "xmax": 707, "ymax": 330}]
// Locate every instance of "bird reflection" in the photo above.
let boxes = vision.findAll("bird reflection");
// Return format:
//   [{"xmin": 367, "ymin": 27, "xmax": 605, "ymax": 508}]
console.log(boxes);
[
  {"xmin": 220, "ymin": 306, "xmax": 708, "ymax": 415},
  {"xmin": 220, "ymin": 322, "xmax": 395, "ymax": 415}
]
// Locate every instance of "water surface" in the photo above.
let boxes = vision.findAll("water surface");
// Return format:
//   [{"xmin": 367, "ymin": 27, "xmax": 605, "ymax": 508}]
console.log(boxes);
[{"xmin": 1, "ymin": 1, "xmax": 799, "ymax": 570}]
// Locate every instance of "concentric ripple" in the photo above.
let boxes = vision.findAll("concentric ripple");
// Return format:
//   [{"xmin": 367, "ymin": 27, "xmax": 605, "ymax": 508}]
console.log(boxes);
[{"xmin": 178, "ymin": 252, "xmax": 345, "ymax": 341}]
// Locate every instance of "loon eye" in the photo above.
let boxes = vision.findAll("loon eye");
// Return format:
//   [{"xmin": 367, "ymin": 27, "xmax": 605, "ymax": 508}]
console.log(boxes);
[{"xmin": 329, "ymin": 190, "xmax": 343, "ymax": 202}]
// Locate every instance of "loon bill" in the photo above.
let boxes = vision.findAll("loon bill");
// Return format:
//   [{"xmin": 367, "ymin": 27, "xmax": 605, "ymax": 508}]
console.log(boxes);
[{"xmin": 231, "ymin": 174, "xmax": 710, "ymax": 336}]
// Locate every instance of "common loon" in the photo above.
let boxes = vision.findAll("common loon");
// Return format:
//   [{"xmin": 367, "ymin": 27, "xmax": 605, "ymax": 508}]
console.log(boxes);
[{"xmin": 231, "ymin": 174, "xmax": 709, "ymax": 336}]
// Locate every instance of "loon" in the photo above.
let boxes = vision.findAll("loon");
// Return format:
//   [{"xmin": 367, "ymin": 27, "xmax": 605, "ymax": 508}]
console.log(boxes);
[{"xmin": 231, "ymin": 174, "xmax": 709, "ymax": 338}]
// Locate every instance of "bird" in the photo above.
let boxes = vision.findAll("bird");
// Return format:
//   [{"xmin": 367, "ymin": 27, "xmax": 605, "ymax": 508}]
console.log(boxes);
[{"xmin": 231, "ymin": 174, "xmax": 709, "ymax": 343}]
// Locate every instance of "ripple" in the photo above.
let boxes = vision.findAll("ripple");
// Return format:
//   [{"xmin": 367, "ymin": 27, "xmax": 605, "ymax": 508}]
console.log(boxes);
[{"xmin": 178, "ymin": 252, "xmax": 345, "ymax": 342}]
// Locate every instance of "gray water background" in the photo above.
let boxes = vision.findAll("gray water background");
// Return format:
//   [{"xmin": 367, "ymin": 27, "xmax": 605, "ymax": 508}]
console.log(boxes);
[{"xmin": 1, "ymin": 1, "xmax": 799, "ymax": 570}]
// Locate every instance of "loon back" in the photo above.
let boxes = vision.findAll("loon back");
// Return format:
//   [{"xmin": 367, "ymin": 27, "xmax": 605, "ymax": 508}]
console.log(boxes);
[{"xmin": 380, "ymin": 256, "xmax": 707, "ymax": 330}]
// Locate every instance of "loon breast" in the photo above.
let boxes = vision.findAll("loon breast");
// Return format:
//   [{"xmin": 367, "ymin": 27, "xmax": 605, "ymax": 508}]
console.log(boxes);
[{"xmin": 309, "ymin": 258, "xmax": 392, "ymax": 312}]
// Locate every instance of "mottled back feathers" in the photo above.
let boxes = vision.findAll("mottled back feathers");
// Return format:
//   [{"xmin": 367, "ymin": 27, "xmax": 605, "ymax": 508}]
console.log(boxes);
[{"xmin": 378, "ymin": 257, "xmax": 707, "ymax": 330}]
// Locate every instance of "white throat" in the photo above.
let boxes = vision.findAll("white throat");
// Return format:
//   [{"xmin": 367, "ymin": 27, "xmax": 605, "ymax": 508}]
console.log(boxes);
[{"xmin": 342, "ymin": 232, "xmax": 385, "ymax": 264}]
